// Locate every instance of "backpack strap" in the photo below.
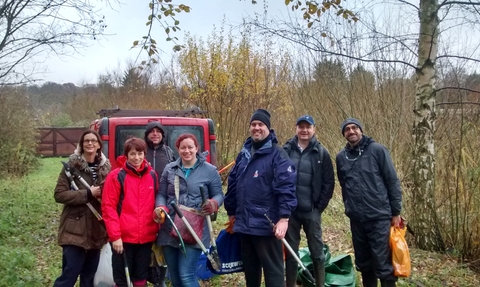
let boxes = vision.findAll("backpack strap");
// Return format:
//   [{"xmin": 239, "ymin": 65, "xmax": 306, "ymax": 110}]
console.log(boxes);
[
  {"xmin": 116, "ymin": 169, "xmax": 127, "ymax": 216},
  {"xmin": 116, "ymin": 168, "xmax": 158, "ymax": 216}
]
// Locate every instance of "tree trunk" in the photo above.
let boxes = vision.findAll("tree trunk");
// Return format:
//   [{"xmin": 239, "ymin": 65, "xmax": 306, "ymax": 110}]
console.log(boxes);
[{"xmin": 411, "ymin": 0, "xmax": 445, "ymax": 251}]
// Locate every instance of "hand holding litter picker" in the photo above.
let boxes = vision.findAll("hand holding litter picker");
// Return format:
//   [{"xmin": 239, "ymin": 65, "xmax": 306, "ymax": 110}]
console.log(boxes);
[
  {"xmin": 200, "ymin": 185, "xmax": 221, "ymax": 270},
  {"xmin": 264, "ymin": 214, "xmax": 316, "ymax": 284},
  {"xmin": 61, "ymin": 161, "xmax": 102, "ymax": 221},
  {"xmin": 170, "ymin": 201, "xmax": 221, "ymax": 272}
]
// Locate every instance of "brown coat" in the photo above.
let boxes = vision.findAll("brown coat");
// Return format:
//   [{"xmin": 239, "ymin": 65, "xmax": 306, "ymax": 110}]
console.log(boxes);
[{"xmin": 54, "ymin": 150, "xmax": 111, "ymax": 250}]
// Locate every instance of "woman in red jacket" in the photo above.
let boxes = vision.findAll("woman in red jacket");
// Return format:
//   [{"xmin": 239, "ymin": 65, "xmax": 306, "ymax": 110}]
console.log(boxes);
[{"xmin": 102, "ymin": 137, "xmax": 159, "ymax": 287}]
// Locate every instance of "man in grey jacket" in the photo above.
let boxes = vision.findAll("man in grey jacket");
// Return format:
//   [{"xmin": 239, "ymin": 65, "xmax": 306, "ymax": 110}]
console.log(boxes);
[
  {"xmin": 283, "ymin": 115, "xmax": 334, "ymax": 287},
  {"xmin": 336, "ymin": 118, "xmax": 402, "ymax": 287}
]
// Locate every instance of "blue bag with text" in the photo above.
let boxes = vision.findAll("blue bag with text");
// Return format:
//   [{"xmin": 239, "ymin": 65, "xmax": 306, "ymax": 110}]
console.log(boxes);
[{"xmin": 206, "ymin": 229, "xmax": 244, "ymax": 274}]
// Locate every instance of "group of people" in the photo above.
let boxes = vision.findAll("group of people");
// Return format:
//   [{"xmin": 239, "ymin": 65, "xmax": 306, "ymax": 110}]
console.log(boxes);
[
  {"xmin": 53, "ymin": 108, "xmax": 403, "ymax": 287},
  {"xmin": 225, "ymin": 109, "xmax": 402, "ymax": 287},
  {"xmin": 54, "ymin": 122, "xmax": 222, "ymax": 287}
]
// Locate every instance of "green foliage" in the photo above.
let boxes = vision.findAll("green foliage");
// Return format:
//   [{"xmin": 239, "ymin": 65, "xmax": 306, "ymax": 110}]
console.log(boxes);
[
  {"xmin": 0, "ymin": 158, "xmax": 62, "ymax": 286},
  {"xmin": 0, "ymin": 88, "xmax": 39, "ymax": 178},
  {"xmin": 51, "ymin": 112, "xmax": 74, "ymax": 127}
]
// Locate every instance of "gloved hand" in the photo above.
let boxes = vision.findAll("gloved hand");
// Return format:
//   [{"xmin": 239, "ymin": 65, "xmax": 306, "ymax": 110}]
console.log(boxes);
[
  {"xmin": 153, "ymin": 206, "xmax": 169, "ymax": 224},
  {"xmin": 202, "ymin": 199, "xmax": 218, "ymax": 215},
  {"xmin": 225, "ymin": 216, "xmax": 235, "ymax": 234}
]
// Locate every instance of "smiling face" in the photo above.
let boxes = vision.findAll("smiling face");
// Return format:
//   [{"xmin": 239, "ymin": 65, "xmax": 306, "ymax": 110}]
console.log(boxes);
[
  {"xmin": 127, "ymin": 148, "xmax": 145, "ymax": 169},
  {"xmin": 296, "ymin": 121, "xmax": 315, "ymax": 142},
  {"xmin": 178, "ymin": 137, "xmax": 198, "ymax": 166},
  {"xmin": 147, "ymin": 127, "xmax": 163, "ymax": 145},
  {"xmin": 343, "ymin": 124, "xmax": 363, "ymax": 146},
  {"xmin": 249, "ymin": 120, "xmax": 270, "ymax": 142},
  {"xmin": 82, "ymin": 132, "xmax": 100, "ymax": 156}
]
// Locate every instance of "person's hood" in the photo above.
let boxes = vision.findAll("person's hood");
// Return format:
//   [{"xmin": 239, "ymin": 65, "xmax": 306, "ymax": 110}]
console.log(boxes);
[{"xmin": 144, "ymin": 121, "xmax": 166, "ymax": 148}]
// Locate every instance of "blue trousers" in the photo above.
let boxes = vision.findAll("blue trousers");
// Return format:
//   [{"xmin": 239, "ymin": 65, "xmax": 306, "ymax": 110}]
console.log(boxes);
[
  {"xmin": 163, "ymin": 245, "xmax": 202, "ymax": 287},
  {"xmin": 53, "ymin": 245, "xmax": 101, "ymax": 287}
]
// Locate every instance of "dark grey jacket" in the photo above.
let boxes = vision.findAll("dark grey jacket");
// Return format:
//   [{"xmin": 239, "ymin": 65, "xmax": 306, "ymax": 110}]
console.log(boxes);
[
  {"xmin": 284, "ymin": 135, "xmax": 334, "ymax": 213},
  {"xmin": 336, "ymin": 136, "xmax": 402, "ymax": 222}
]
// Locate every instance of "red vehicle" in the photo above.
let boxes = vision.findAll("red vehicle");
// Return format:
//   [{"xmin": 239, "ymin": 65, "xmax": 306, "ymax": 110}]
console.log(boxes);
[{"xmin": 90, "ymin": 107, "xmax": 217, "ymax": 169}]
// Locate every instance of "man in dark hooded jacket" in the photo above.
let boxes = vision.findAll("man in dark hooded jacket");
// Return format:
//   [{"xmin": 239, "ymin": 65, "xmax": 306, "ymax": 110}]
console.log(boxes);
[
  {"xmin": 336, "ymin": 118, "xmax": 402, "ymax": 287},
  {"xmin": 144, "ymin": 121, "xmax": 175, "ymax": 287},
  {"xmin": 283, "ymin": 115, "xmax": 334, "ymax": 287},
  {"xmin": 225, "ymin": 108, "xmax": 297, "ymax": 287}
]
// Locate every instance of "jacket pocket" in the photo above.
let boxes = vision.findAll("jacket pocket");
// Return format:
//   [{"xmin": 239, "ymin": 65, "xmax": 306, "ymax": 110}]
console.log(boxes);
[
  {"xmin": 248, "ymin": 204, "xmax": 269, "ymax": 228},
  {"xmin": 65, "ymin": 213, "xmax": 86, "ymax": 236}
]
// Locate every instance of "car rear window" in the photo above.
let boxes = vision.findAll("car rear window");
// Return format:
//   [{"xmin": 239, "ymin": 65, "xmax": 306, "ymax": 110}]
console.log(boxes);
[{"xmin": 115, "ymin": 125, "xmax": 205, "ymax": 159}]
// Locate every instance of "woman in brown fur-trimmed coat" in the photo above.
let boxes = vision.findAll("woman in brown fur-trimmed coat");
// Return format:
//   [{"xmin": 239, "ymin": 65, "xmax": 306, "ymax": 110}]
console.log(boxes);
[{"xmin": 53, "ymin": 130, "xmax": 111, "ymax": 287}]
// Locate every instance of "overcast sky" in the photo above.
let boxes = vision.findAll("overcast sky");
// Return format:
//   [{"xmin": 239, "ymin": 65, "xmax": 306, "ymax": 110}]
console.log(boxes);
[{"xmin": 40, "ymin": 0, "xmax": 289, "ymax": 85}]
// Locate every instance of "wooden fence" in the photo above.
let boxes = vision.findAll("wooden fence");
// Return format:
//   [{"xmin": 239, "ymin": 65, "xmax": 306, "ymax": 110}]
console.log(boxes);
[{"xmin": 37, "ymin": 127, "xmax": 87, "ymax": 157}]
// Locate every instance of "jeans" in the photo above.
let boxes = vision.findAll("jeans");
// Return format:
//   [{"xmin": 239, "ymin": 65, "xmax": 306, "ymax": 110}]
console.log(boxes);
[
  {"xmin": 163, "ymin": 245, "xmax": 202, "ymax": 287},
  {"xmin": 53, "ymin": 245, "xmax": 100, "ymax": 287}
]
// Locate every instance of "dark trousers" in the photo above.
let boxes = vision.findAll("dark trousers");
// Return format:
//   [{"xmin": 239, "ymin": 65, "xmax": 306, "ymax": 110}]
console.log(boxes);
[
  {"xmin": 53, "ymin": 245, "xmax": 101, "ymax": 287},
  {"xmin": 240, "ymin": 233, "xmax": 284, "ymax": 287},
  {"xmin": 112, "ymin": 242, "xmax": 153, "ymax": 287},
  {"xmin": 285, "ymin": 209, "xmax": 325, "ymax": 261},
  {"xmin": 285, "ymin": 209, "xmax": 324, "ymax": 286},
  {"xmin": 350, "ymin": 219, "xmax": 397, "ymax": 281}
]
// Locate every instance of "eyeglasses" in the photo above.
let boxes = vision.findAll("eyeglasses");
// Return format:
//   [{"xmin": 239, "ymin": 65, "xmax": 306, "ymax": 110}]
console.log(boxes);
[
  {"xmin": 345, "ymin": 149, "xmax": 362, "ymax": 161},
  {"xmin": 344, "ymin": 125, "xmax": 359, "ymax": 133},
  {"xmin": 84, "ymin": 139, "xmax": 99, "ymax": 144}
]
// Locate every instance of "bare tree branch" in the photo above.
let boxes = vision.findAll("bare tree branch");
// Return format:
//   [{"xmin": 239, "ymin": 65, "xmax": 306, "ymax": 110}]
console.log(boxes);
[
  {"xmin": 436, "ymin": 101, "xmax": 480, "ymax": 106},
  {"xmin": 436, "ymin": 86, "xmax": 480, "ymax": 93}
]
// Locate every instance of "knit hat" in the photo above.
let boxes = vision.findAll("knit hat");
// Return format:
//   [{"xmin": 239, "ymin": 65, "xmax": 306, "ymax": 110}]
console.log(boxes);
[
  {"xmin": 250, "ymin": 109, "xmax": 271, "ymax": 129},
  {"xmin": 340, "ymin": 118, "xmax": 363, "ymax": 135}
]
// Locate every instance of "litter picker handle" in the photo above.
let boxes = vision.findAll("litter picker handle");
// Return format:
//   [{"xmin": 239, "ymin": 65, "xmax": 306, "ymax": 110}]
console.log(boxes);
[
  {"xmin": 170, "ymin": 201, "xmax": 221, "ymax": 272},
  {"xmin": 201, "ymin": 185, "xmax": 209, "ymax": 205},
  {"xmin": 171, "ymin": 202, "xmax": 184, "ymax": 218},
  {"xmin": 264, "ymin": 214, "xmax": 316, "ymax": 284}
]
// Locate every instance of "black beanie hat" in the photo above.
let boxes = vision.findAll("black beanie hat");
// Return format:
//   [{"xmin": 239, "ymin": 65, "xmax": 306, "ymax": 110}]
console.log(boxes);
[
  {"xmin": 341, "ymin": 118, "xmax": 363, "ymax": 135},
  {"xmin": 250, "ymin": 109, "xmax": 271, "ymax": 129}
]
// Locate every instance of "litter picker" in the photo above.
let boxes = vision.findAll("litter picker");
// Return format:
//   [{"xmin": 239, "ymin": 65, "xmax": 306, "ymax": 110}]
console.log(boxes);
[
  {"xmin": 123, "ymin": 251, "xmax": 133, "ymax": 287},
  {"xmin": 158, "ymin": 206, "xmax": 186, "ymax": 256},
  {"xmin": 61, "ymin": 161, "xmax": 102, "ymax": 221},
  {"xmin": 200, "ymin": 185, "xmax": 221, "ymax": 268},
  {"xmin": 264, "ymin": 214, "xmax": 316, "ymax": 284},
  {"xmin": 170, "ymin": 201, "xmax": 221, "ymax": 272}
]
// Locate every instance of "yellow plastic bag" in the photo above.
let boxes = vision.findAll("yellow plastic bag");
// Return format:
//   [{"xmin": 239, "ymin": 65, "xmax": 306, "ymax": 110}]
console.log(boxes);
[{"xmin": 390, "ymin": 226, "xmax": 411, "ymax": 277}]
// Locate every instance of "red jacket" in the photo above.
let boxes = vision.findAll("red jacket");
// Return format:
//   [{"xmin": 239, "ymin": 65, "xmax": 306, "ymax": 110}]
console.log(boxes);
[{"xmin": 102, "ymin": 156, "xmax": 158, "ymax": 243}]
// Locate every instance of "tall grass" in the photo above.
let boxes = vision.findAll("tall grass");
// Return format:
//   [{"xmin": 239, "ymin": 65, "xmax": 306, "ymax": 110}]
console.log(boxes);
[{"xmin": 0, "ymin": 157, "xmax": 62, "ymax": 286}]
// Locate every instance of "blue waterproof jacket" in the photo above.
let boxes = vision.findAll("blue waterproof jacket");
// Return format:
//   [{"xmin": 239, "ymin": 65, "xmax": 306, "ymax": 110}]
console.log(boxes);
[
  {"xmin": 224, "ymin": 131, "xmax": 297, "ymax": 236},
  {"xmin": 336, "ymin": 136, "xmax": 402, "ymax": 222}
]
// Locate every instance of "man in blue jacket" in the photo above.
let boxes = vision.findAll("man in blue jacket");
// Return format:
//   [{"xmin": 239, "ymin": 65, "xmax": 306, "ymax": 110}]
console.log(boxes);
[
  {"xmin": 336, "ymin": 118, "xmax": 402, "ymax": 287},
  {"xmin": 283, "ymin": 115, "xmax": 334, "ymax": 287},
  {"xmin": 224, "ymin": 108, "xmax": 297, "ymax": 287}
]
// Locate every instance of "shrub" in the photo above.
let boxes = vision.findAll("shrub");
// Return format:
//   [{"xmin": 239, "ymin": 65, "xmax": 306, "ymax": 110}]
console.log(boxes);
[{"xmin": 0, "ymin": 87, "xmax": 39, "ymax": 178}]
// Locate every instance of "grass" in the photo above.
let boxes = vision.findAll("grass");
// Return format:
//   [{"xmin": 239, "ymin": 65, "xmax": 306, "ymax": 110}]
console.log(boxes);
[{"xmin": 0, "ymin": 157, "xmax": 480, "ymax": 286}]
